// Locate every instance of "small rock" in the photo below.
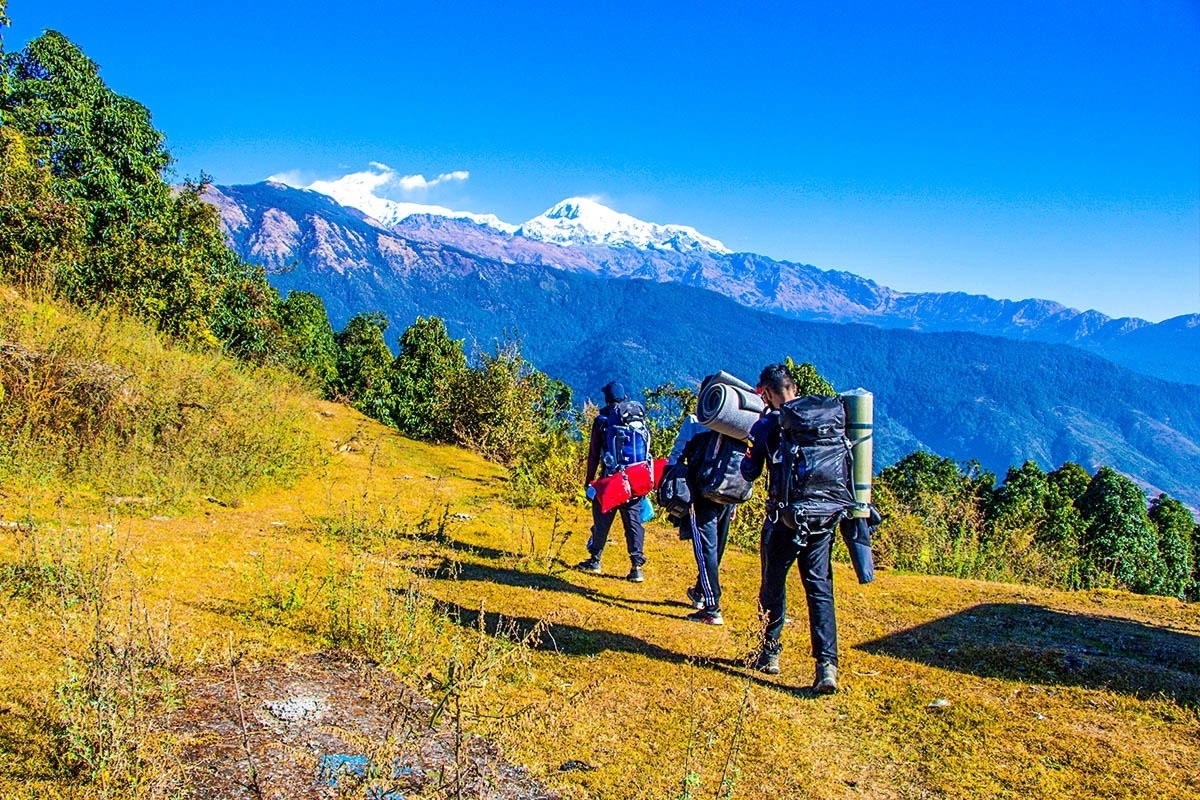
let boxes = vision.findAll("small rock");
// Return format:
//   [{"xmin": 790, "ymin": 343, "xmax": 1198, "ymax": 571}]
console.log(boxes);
[
  {"xmin": 150, "ymin": 515, "xmax": 171, "ymax": 521},
  {"xmin": 559, "ymin": 760, "xmax": 597, "ymax": 772},
  {"xmin": 270, "ymin": 521, "xmax": 287, "ymax": 527},
  {"xmin": 1033, "ymin": 712, "xmax": 1046, "ymax": 720},
  {"xmin": 926, "ymin": 698, "xmax": 951, "ymax": 710}
]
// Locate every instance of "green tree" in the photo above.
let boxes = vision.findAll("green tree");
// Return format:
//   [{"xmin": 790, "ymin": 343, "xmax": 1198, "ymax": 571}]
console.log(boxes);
[
  {"xmin": 2, "ymin": 32, "xmax": 283, "ymax": 354},
  {"xmin": 1048, "ymin": 461, "xmax": 1091, "ymax": 502},
  {"xmin": 1147, "ymin": 494, "xmax": 1195, "ymax": 598},
  {"xmin": 391, "ymin": 316, "xmax": 468, "ymax": 442},
  {"xmin": 449, "ymin": 337, "xmax": 551, "ymax": 466},
  {"xmin": 785, "ymin": 357, "xmax": 837, "ymax": 397},
  {"xmin": 874, "ymin": 451, "xmax": 994, "ymax": 578},
  {"xmin": 276, "ymin": 291, "xmax": 339, "ymax": 390},
  {"xmin": 1076, "ymin": 467, "xmax": 1160, "ymax": 593},
  {"xmin": 989, "ymin": 461, "xmax": 1049, "ymax": 533},
  {"xmin": 0, "ymin": 126, "xmax": 83, "ymax": 288},
  {"xmin": 333, "ymin": 313, "xmax": 396, "ymax": 424}
]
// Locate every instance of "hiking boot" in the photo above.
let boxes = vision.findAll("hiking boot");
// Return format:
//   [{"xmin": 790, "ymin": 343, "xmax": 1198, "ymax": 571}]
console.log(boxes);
[
  {"xmin": 576, "ymin": 556, "xmax": 602, "ymax": 574},
  {"xmin": 626, "ymin": 566, "xmax": 644, "ymax": 583},
  {"xmin": 685, "ymin": 585, "xmax": 705, "ymax": 609},
  {"xmin": 752, "ymin": 649, "xmax": 781, "ymax": 675},
  {"xmin": 686, "ymin": 608, "xmax": 724, "ymax": 625},
  {"xmin": 814, "ymin": 661, "xmax": 838, "ymax": 694}
]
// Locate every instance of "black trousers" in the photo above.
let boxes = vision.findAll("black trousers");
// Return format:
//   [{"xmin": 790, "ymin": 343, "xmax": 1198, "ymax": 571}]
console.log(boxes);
[
  {"xmin": 758, "ymin": 520, "xmax": 838, "ymax": 665},
  {"xmin": 688, "ymin": 498, "xmax": 732, "ymax": 610},
  {"xmin": 587, "ymin": 497, "xmax": 646, "ymax": 566}
]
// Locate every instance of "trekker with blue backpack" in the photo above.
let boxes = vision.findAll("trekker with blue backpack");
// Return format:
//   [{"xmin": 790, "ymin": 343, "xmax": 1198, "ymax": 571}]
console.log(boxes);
[
  {"xmin": 740, "ymin": 363, "xmax": 856, "ymax": 694},
  {"xmin": 577, "ymin": 382, "xmax": 651, "ymax": 582}
]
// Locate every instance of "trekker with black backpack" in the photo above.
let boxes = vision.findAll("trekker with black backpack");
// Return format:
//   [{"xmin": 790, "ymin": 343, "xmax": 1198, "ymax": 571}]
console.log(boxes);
[
  {"xmin": 740, "ymin": 363, "xmax": 856, "ymax": 694},
  {"xmin": 577, "ymin": 382, "xmax": 651, "ymax": 582}
]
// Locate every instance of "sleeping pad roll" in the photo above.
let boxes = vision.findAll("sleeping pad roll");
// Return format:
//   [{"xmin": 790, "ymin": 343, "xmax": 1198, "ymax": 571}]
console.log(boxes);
[
  {"xmin": 698, "ymin": 380, "xmax": 765, "ymax": 440},
  {"xmin": 840, "ymin": 388, "xmax": 873, "ymax": 518}
]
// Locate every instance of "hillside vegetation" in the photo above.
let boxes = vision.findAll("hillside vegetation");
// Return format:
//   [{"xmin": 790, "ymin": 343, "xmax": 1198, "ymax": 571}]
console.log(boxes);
[{"xmin": 0, "ymin": 328, "xmax": 1197, "ymax": 797}]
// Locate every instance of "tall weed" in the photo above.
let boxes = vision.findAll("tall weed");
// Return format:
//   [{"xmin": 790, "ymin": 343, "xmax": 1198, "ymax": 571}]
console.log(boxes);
[{"xmin": 0, "ymin": 288, "xmax": 314, "ymax": 505}]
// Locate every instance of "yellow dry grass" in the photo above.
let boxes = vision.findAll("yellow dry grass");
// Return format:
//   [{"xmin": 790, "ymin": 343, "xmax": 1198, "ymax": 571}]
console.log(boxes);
[{"xmin": 0, "ymin": 295, "xmax": 1197, "ymax": 799}]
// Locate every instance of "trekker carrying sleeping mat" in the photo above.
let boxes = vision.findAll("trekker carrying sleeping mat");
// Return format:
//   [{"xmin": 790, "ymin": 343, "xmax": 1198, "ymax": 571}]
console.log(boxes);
[
  {"xmin": 577, "ymin": 382, "xmax": 651, "ymax": 582},
  {"xmin": 661, "ymin": 374, "xmax": 755, "ymax": 625},
  {"xmin": 740, "ymin": 363, "xmax": 857, "ymax": 693}
]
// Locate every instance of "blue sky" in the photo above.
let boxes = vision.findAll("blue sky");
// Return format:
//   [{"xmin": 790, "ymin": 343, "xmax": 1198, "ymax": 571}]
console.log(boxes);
[{"xmin": 7, "ymin": 1, "xmax": 1199, "ymax": 321}]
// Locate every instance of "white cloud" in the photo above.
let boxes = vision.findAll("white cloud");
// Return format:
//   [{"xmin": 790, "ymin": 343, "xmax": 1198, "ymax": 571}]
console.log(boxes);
[
  {"xmin": 266, "ymin": 170, "xmax": 307, "ymax": 187},
  {"xmin": 294, "ymin": 163, "xmax": 515, "ymax": 232},
  {"xmin": 396, "ymin": 170, "xmax": 471, "ymax": 191},
  {"xmin": 268, "ymin": 164, "xmax": 471, "ymax": 197}
]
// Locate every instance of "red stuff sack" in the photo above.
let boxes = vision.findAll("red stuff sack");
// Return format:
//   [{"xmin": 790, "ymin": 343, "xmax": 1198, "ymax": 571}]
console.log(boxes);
[
  {"xmin": 624, "ymin": 461, "xmax": 655, "ymax": 498},
  {"xmin": 653, "ymin": 458, "xmax": 667, "ymax": 488},
  {"xmin": 591, "ymin": 471, "xmax": 632, "ymax": 513}
]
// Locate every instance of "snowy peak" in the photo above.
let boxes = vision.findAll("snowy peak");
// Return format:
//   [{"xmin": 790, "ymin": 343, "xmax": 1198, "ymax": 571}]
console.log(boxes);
[{"xmin": 518, "ymin": 197, "xmax": 731, "ymax": 254}]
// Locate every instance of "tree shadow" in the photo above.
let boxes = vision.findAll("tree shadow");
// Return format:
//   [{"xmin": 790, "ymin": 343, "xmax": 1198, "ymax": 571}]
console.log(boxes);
[{"xmin": 856, "ymin": 603, "xmax": 1200, "ymax": 706}]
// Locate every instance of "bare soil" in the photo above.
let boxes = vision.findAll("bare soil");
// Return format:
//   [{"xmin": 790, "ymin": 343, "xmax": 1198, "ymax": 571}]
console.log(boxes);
[{"xmin": 164, "ymin": 651, "xmax": 556, "ymax": 800}]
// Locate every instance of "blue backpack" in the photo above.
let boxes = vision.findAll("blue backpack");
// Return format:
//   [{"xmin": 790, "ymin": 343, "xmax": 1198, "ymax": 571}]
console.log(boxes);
[{"xmin": 600, "ymin": 400, "xmax": 650, "ymax": 473}]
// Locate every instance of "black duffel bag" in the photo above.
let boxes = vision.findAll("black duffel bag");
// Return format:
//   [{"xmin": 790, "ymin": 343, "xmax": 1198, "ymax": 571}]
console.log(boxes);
[{"xmin": 657, "ymin": 462, "xmax": 692, "ymax": 517}]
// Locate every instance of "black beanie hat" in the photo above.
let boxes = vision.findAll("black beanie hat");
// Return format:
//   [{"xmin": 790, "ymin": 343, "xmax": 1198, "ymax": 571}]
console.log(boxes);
[{"xmin": 601, "ymin": 381, "xmax": 627, "ymax": 404}]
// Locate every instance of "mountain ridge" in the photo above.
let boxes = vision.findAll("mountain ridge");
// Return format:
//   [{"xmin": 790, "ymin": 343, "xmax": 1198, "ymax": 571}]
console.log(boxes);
[{"xmin": 206, "ymin": 181, "xmax": 1200, "ymax": 507}]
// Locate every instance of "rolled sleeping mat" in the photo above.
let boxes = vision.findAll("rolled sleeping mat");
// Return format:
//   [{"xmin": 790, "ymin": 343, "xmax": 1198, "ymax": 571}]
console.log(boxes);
[
  {"xmin": 698, "ymin": 382, "xmax": 765, "ymax": 440},
  {"xmin": 707, "ymin": 369, "xmax": 755, "ymax": 393},
  {"xmin": 840, "ymin": 388, "xmax": 874, "ymax": 518}
]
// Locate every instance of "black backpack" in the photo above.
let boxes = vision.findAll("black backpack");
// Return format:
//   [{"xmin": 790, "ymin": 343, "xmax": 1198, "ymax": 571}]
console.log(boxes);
[
  {"xmin": 691, "ymin": 432, "xmax": 754, "ymax": 505},
  {"xmin": 768, "ymin": 396, "xmax": 855, "ymax": 530}
]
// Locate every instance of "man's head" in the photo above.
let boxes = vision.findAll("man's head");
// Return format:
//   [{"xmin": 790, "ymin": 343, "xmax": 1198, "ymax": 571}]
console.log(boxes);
[
  {"xmin": 757, "ymin": 363, "xmax": 796, "ymax": 409},
  {"xmin": 601, "ymin": 381, "xmax": 627, "ymax": 406}
]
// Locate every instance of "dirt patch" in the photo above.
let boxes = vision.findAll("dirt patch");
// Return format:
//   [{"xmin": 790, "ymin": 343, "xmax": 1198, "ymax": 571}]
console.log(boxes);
[{"xmin": 164, "ymin": 651, "xmax": 556, "ymax": 799}]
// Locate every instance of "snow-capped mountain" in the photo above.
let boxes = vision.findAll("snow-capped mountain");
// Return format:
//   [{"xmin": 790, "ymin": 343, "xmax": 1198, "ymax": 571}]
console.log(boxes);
[{"xmin": 517, "ymin": 197, "xmax": 731, "ymax": 254}]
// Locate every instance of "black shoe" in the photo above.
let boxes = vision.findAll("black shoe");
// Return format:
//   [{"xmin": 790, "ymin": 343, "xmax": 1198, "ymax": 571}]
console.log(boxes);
[
  {"xmin": 626, "ymin": 566, "xmax": 644, "ymax": 583},
  {"xmin": 752, "ymin": 648, "xmax": 780, "ymax": 675},
  {"xmin": 686, "ymin": 608, "xmax": 724, "ymax": 625},
  {"xmin": 814, "ymin": 661, "xmax": 838, "ymax": 694},
  {"xmin": 576, "ymin": 557, "xmax": 602, "ymax": 574},
  {"xmin": 685, "ymin": 585, "xmax": 705, "ymax": 609}
]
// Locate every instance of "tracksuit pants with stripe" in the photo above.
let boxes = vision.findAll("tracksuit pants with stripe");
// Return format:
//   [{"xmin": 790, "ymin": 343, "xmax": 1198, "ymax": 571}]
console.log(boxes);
[{"xmin": 688, "ymin": 498, "xmax": 732, "ymax": 611}]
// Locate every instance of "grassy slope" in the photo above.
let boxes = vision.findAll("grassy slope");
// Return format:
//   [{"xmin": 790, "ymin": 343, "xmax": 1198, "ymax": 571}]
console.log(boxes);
[{"xmin": 0, "ymin": 323, "xmax": 1197, "ymax": 798}]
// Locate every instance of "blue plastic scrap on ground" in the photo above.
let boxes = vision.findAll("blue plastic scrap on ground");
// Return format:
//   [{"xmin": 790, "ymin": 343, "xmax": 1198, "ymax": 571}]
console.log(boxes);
[{"xmin": 317, "ymin": 753, "xmax": 369, "ymax": 786}]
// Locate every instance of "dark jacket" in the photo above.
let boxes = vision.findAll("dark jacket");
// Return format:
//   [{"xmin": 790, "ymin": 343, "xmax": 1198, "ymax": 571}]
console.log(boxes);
[{"xmin": 740, "ymin": 411, "xmax": 779, "ymax": 490}]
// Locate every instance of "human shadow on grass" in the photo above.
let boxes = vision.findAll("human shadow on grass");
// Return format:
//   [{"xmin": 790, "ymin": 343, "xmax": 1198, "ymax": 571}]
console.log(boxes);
[
  {"xmin": 856, "ymin": 603, "xmax": 1200, "ymax": 706},
  {"xmin": 432, "ymin": 598, "xmax": 820, "ymax": 699},
  {"xmin": 448, "ymin": 559, "xmax": 699, "ymax": 622}
]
